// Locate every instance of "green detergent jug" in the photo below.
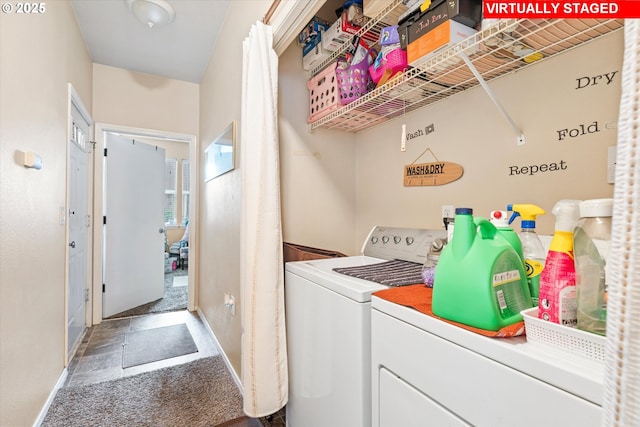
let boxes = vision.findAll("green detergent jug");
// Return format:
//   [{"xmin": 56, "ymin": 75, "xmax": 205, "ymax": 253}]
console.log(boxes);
[{"xmin": 432, "ymin": 208, "xmax": 533, "ymax": 331}]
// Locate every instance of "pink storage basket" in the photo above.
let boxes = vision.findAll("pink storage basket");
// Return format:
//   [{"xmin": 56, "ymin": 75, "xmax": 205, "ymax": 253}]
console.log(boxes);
[
  {"xmin": 369, "ymin": 48, "xmax": 408, "ymax": 84},
  {"xmin": 307, "ymin": 63, "xmax": 341, "ymax": 123},
  {"xmin": 336, "ymin": 55, "xmax": 374, "ymax": 105}
]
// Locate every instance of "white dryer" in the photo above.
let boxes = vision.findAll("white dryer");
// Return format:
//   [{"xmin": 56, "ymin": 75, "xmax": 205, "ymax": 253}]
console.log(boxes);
[
  {"xmin": 371, "ymin": 295, "xmax": 605, "ymax": 426},
  {"xmin": 285, "ymin": 226, "xmax": 446, "ymax": 427}
]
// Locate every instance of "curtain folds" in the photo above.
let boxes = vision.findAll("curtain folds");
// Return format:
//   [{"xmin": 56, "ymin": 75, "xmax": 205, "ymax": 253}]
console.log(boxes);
[{"xmin": 239, "ymin": 21, "xmax": 288, "ymax": 418}]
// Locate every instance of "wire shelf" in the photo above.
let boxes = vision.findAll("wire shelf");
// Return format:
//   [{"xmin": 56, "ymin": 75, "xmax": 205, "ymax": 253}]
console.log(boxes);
[
  {"xmin": 308, "ymin": 0, "xmax": 406, "ymax": 77},
  {"xmin": 308, "ymin": 14, "xmax": 624, "ymax": 133}
]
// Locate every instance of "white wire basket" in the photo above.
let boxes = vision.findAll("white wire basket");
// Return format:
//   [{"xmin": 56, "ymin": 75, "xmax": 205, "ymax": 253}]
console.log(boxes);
[{"xmin": 521, "ymin": 307, "xmax": 606, "ymax": 363}]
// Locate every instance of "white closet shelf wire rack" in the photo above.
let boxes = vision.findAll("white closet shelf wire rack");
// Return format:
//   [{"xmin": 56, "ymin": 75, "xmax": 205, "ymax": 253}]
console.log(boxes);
[{"xmin": 309, "ymin": 16, "xmax": 624, "ymax": 133}]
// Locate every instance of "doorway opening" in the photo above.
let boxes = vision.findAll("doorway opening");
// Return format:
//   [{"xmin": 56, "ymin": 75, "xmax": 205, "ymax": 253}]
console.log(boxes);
[{"xmin": 92, "ymin": 124, "xmax": 198, "ymax": 325}]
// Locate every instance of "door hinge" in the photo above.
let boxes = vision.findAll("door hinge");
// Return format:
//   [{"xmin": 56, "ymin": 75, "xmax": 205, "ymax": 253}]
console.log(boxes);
[
  {"xmin": 102, "ymin": 283, "xmax": 106, "ymax": 293},
  {"xmin": 85, "ymin": 289, "xmax": 90, "ymax": 301},
  {"xmin": 103, "ymin": 148, "xmax": 108, "ymax": 157},
  {"xmin": 103, "ymin": 216, "xmax": 107, "ymax": 225},
  {"xmin": 86, "ymin": 214, "xmax": 91, "ymax": 228}
]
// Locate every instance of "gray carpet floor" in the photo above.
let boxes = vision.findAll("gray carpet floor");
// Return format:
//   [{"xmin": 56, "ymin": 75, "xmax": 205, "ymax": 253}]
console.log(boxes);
[
  {"xmin": 107, "ymin": 269, "xmax": 188, "ymax": 319},
  {"xmin": 42, "ymin": 356, "xmax": 244, "ymax": 427}
]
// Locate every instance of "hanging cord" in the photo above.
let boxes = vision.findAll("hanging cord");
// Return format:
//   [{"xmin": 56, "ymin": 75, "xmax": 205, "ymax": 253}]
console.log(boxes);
[
  {"xmin": 410, "ymin": 147, "xmax": 439, "ymax": 165},
  {"xmin": 401, "ymin": 99, "xmax": 407, "ymax": 151}
]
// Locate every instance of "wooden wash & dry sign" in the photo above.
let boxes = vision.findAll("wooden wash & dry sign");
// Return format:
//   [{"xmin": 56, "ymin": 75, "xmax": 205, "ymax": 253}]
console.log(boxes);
[{"xmin": 404, "ymin": 161, "xmax": 464, "ymax": 186}]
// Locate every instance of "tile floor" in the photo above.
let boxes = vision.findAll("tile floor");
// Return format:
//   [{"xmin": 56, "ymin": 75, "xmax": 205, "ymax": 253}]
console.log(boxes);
[
  {"xmin": 65, "ymin": 310, "xmax": 218, "ymax": 387},
  {"xmin": 260, "ymin": 408, "xmax": 286, "ymax": 427},
  {"xmin": 64, "ymin": 309, "xmax": 287, "ymax": 426}
]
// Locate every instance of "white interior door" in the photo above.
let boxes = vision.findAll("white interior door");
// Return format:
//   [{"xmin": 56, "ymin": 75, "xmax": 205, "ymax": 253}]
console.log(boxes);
[
  {"xmin": 68, "ymin": 108, "xmax": 90, "ymax": 357},
  {"xmin": 103, "ymin": 133, "xmax": 165, "ymax": 318}
]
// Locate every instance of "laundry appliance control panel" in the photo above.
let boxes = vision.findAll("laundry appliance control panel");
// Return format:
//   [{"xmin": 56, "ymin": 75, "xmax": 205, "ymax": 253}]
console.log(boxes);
[{"xmin": 362, "ymin": 226, "xmax": 447, "ymax": 265}]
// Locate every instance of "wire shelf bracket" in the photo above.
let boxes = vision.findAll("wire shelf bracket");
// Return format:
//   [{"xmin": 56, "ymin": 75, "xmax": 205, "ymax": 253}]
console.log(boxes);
[{"xmin": 459, "ymin": 52, "xmax": 525, "ymax": 146}]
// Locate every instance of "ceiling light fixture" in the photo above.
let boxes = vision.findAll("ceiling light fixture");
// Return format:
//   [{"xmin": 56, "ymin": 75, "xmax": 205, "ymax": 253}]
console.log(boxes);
[{"xmin": 126, "ymin": 0, "xmax": 175, "ymax": 29}]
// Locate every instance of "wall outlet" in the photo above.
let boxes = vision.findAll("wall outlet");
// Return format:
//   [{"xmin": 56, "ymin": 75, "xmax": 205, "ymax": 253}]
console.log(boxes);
[
  {"xmin": 425, "ymin": 123, "xmax": 435, "ymax": 134},
  {"xmin": 441, "ymin": 205, "xmax": 455, "ymax": 219}
]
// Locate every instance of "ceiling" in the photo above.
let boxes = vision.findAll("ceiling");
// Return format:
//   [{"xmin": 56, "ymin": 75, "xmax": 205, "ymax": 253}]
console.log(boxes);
[{"xmin": 70, "ymin": 0, "xmax": 233, "ymax": 83}]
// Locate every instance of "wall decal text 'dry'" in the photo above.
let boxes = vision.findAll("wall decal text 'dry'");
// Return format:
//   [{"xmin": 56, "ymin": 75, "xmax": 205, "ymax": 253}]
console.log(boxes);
[{"xmin": 575, "ymin": 71, "xmax": 618, "ymax": 89}]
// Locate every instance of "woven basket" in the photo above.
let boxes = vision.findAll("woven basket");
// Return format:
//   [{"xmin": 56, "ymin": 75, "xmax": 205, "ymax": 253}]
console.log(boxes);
[
  {"xmin": 336, "ymin": 55, "xmax": 374, "ymax": 105},
  {"xmin": 521, "ymin": 308, "xmax": 606, "ymax": 362}
]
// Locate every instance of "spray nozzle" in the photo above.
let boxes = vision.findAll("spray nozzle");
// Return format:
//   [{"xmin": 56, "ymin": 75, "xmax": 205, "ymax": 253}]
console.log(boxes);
[
  {"xmin": 506, "ymin": 205, "xmax": 520, "ymax": 225},
  {"xmin": 508, "ymin": 204, "xmax": 545, "ymax": 228},
  {"xmin": 489, "ymin": 210, "xmax": 510, "ymax": 228},
  {"xmin": 552, "ymin": 199, "xmax": 581, "ymax": 232}
]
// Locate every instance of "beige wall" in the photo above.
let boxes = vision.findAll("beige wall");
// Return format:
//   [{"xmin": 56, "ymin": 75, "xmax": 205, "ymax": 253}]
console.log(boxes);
[
  {"xmin": 92, "ymin": 63, "xmax": 199, "ymax": 135},
  {"xmin": 353, "ymin": 31, "xmax": 622, "ymax": 246},
  {"xmin": 279, "ymin": 40, "xmax": 359, "ymax": 256},
  {"xmin": 276, "ymin": 0, "xmax": 362, "ymax": 257},
  {"xmin": 198, "ymin": 1, "xmax": 271, "ymax": 377},
  {"xmin": 0, "ymin": 2, "xmax": 93, "ymax": 425}
]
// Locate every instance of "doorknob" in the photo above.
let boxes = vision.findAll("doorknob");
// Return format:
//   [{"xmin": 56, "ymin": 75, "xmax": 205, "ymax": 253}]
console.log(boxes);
[
  {"xmin": 159, "ymin": 228, "xmax": 165, "ymax": 234},
  {"xmin": 69, "ymin": 241, "xmax": 76, "ymax": 248}
]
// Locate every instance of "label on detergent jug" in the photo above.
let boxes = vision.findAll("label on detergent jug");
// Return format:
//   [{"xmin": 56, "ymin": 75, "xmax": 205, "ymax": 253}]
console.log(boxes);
[{"xmin": 491, "ymin": 255, "xmax": 529, "ymax": 319}]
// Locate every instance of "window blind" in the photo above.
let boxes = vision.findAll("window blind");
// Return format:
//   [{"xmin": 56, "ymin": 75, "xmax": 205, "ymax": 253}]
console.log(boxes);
[
  {"xmin": 164, "ymin": 158, "xmax": 177, "ymax": 225},
  {"xmin": 182, "ymin": 159, "xmax": 190, "ymax": 225}
]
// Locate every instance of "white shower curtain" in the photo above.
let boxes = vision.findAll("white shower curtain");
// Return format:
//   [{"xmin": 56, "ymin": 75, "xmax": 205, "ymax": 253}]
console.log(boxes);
[
  {"xmin": 603, "ymin": 19, "xmax": 640, "ymax": 427},
  {"xmin": 239, "ymin": 21, "xmax": 288, "ymax": 418}
]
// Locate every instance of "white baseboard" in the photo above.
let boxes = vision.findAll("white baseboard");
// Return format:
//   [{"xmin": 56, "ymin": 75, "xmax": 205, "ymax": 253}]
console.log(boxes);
[
  {"xmin": 33, "ymin": 368, "xmax": 68, "ymax": 427},
  {"xmin": 197, "ymin": 307, "xmax": 244, "ymax": 395}
]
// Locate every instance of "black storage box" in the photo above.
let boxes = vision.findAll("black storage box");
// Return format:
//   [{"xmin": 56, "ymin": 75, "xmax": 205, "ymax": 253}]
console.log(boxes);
[{"xmin": 398, "ymin": 0, "xmax": 482, "ymax": 49}]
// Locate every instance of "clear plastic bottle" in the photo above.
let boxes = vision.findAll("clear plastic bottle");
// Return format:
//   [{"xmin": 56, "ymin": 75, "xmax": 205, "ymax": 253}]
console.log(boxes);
[
  {"xmin": 574, "ymin": 198, "xmax": 612, "ymax": 336},
  {"xmin": 518, "ymin": 221, "xmax": 546, "ymax": 307},
  {"xmin": 509, "ymin": 204, "xmax": 546, "ymax": 307}
]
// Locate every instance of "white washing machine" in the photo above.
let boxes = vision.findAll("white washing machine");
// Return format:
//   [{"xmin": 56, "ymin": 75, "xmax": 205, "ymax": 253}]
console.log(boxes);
[{"xmin": 285, "ymin": 226, "xmax": 446, "ymax": 427}]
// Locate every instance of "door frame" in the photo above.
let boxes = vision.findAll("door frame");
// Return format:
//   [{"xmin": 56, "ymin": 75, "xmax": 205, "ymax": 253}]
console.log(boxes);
[
  {"xmin": 66, "ymin": 84, "xmax": 93, "ymax": 366},
  {"xmin": 92, "ymin": 123, "xmax": 198, "ymax": 324}
]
